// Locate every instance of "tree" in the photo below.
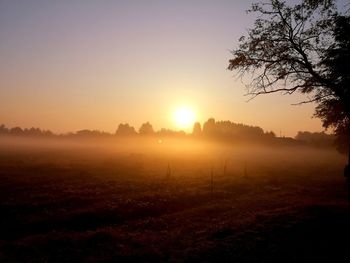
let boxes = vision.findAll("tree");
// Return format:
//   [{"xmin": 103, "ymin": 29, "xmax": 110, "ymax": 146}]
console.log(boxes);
[
  {"xmin": 26, "ymin": 127, "xmax": 42, "ymax": 136},
  {"xmin": 115, "ymin": 123, "xmax": 137, "ymax": 136},
  {"xmin": 202, "ymin": 118, "xmax": 216, "ymax": 137},
  {"xmin": 228, "ymin": 0, "xmax": 350, "ymax": 164},
  {"xmin": 139, "ymin": 122, "xmax": 154, "ymax": 135},
  {"xmin": 295, "ymin": 131, "xmax": 335, "ymax": 147},
  {"xmin": 10, "ymin": 127, "xmax": 24, "ymax": 136},
  {"xmin": 315, "ymin": 15, "xmax": 350, "ymax": 158},
  {"xmin": 192, "ymin": 122, "xmax": 202, "ymax": 136}
]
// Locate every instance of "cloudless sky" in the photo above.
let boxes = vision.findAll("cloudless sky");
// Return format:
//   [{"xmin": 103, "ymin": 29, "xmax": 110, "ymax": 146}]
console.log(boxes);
[{"xmin": 0, "ymin": 0, "xmax": 323, "ymax": 136}]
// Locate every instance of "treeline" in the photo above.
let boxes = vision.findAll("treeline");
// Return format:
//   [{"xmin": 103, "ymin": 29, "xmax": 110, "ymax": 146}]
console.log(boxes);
[
  {"xmin": 0, "ymin": 119, "xmax": 273, "ymax": 140},
  {"xmin": 0, "ymin": 120, "xmax": 335, "ymax": 148},
  {"xmin": 295, "ymin": 131, "xmax": 335, "ymax": 148},
  {"xmin": 199, "ymin": 118, "xmax": 275, "ymax": 141},
  {"xmin": 0, "ymin": 125, "xmax": 55, "ymax": 137}
]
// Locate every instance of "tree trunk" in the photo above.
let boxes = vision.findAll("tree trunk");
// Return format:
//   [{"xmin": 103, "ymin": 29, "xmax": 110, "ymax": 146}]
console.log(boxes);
[
  {"xmin": 348, "ymin": 143, "xmax": 350, "ymax": 166},
  {"xmin": 345, "ymin": 143, "xmax": 350, "ymax": 201}
]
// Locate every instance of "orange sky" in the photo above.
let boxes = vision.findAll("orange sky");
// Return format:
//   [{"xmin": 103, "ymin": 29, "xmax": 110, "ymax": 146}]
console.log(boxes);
[{"xmin": 0, "ymin": 0, "xmax": 323, "ymax": 136}]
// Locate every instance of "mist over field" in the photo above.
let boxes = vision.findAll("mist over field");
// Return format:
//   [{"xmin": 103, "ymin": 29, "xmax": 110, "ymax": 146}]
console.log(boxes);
[
  {"xmin": 0, "ymin": 135, "xmax": 344, "ymax": 174},
  {"xmin": 0, "ymin": 136, "xmax": 349, "ymax": 262}
]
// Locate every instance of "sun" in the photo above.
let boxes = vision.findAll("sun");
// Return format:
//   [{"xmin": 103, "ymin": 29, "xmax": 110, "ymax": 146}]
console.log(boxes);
[{"xmin": 173, "ymin": 107, "xmax": 196, "ymax": 130}]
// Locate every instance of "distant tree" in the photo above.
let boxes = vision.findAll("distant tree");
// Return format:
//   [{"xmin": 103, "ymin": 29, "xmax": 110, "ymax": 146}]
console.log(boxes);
[
  {"xmin": 76, "ymin": 130, "xmax": 93, "ymax": 137},
  {"xmin": 202, "ymin": 118, "xmax": 269, "ymax": 141},
  {"xmin": 265, "ymin": 131, "xmax": 276, "ymax": 138},
  {"xmin": 75, "ymin": 129, "xmax": 110, "ymax": 137},
  {"xmin": 0, "ymin": 125, "xmax": 54, "ymax": 137},
  {"xmin": 192, "ymin": 122, "xmax": 202, "ymax": 136},
  {"xmin": 139, "ymin": 122, "xmax": 154, "ymax": 135},
  {"xmin": 228, "ymin": 0, "xmax": 350, "ymax": 164},
  {"xmin": 296, "ymin": 131, "xmax": 335, "ymax": 147},
  {"xmin": 202, "ymin": 118, "xmax": 216, "ymax": 137},
  {"xmin": 42, "ymin": 130, "xmax": 54, "ymax": 137},
  {"xmin": 115, "ymin": 123, "xmax": 137, "ymax": 136},
  {"xmin": 157, "ymin": 128, "xmax": 173, "ymax": 136},
  {"xmin": 26, "ymin": 127, "xmax": 42, "ymax": 136},
  {"xmin": 10, "ymin": 127, "xmax": 24, "ymax": 135},
  {"xmin": 157, "ymin": 128, "xmax": 186, "ymax": 137}
]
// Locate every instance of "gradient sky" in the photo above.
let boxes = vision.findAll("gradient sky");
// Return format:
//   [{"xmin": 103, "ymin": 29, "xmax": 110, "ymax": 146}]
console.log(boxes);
[{"xmin": 0, "ymin": 0, "xmax": 324, "ymax": 136}]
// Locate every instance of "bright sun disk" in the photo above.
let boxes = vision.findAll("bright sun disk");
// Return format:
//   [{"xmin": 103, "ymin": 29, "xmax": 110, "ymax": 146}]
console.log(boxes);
[{"xmin": 173, "ymin": 107, "xmax": 196, "ymax": 129}]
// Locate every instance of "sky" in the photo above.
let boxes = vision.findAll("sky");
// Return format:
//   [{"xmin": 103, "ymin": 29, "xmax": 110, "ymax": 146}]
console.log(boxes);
[{"xmin": 0, "ymin": 0, "xmax": 324, "ymax": 136}]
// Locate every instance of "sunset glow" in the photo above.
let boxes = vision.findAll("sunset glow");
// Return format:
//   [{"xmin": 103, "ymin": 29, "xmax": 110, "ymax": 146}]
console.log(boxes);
[{"xmin": 0, "ymin": 1, "xmax": 324, "ymax": 136}]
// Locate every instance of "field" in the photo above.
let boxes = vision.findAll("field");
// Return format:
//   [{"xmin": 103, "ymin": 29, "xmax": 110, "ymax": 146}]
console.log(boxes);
[{"xmin": 0, "ymin": 137, "xmax": 349, "ymax": 262}]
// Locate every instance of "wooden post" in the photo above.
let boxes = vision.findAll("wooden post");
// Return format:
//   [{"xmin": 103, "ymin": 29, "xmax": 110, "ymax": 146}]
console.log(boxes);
[
  {"xmin": 166, "ymin": 163, "xmax": 171, "ymax": 180},
  {"xmin": 210, "ymin": 167, "xmax": 214, "ymax": 198},
  {"xmin": 223, "ymin": 159, "xmax": 227, "ymax": 176}
]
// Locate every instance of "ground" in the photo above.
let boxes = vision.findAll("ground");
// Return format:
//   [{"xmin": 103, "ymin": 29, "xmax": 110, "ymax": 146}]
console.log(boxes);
[{"xmin": 0, "ymin": 139, "xmax": 348, "ymax": 262}]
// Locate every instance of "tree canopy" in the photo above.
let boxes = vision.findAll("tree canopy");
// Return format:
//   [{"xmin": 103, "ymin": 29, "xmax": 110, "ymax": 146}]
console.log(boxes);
[{"xmin": 228, "ymin": 0, "xmax": 350, "ymax": 159}]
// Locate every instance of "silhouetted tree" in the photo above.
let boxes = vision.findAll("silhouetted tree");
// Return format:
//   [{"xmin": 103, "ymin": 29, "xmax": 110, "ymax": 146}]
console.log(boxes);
[
  {"xmin": 192, "ymin": 122, "xmax": 202, "ymax": 136},
  {"xmin": 26, "ymin": 127, "xmax": 42, "ymax": 136},
  {"xmin": 315, "ymin": 15, "xmax": 350, "ymax": 158},
  {"xmin": 202, "ymin": 118, "xmax": 272, "ymax": 142},
  {"xmin": 157, "ymin": 128, "xmax": 186, "ymax": 137},
  {"xmin": 296, "ymin": 131, "xmax": 335, "ymax": 147},
  {"xmin": 75, "ymin": 129, "xmax": 110, "ymax": 137},
  {"xmin": 10, "ymin": 127, "xmax": 24, "ymax": 135},
  {"xmin": 228, "ymin": 0, "xmax": 350, "ymax": 164},
  {"xmin": 139, "ymin": 122, "xmax": 154, "ymax": 136},
  {"xmin": 202, "ymin": 118, "xmax": 216, "ymax": 137},
  {"xmin": 115, "ymin": 123, "xmax": 137, "ymax": 136},
  {"xmin": 42, "ymin": 130, "xmax": 54, "ymax": 137},
  {"xmin": 265, "ymin": 131, "xmax": 276, "ymax": 138}
]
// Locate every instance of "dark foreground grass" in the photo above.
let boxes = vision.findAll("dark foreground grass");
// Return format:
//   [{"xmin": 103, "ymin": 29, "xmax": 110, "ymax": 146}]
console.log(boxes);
[{"xmin": 0, "ymin": 143, "xmax": 348, "ymax": 262}]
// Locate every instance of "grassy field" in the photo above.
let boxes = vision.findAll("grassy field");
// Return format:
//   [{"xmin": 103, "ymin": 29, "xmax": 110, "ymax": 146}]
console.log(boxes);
[{"xmin": 0, "ymin": 138, "xmax": 349, "ymax": 262}]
